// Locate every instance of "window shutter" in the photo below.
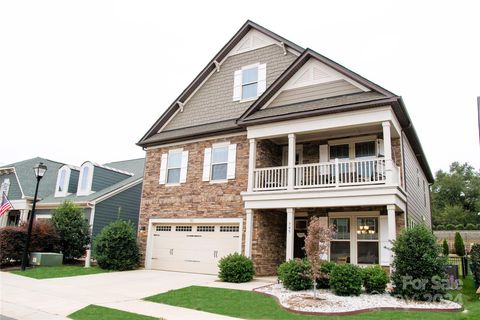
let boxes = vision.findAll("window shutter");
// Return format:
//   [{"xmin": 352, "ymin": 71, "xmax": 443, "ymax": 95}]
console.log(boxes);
[
  {"xmin": 379, "ymin": 215, "xmax": 390, "ymax": 266},
  {"xmin": 180, "ymin": 150, "xmax": 189, "ymax": 183},
  {"xmin": 227, "ymin": 144, "xmax": 237, "ymax": 179},
  {"xmin": 232, "ymin": 70, "xmax": 242, "ymax": 101},
  {"xmin": 202, "ymin": 148, "xmax": 212, "ymax": 181},
  {"xmin": 257, "ymin": 63, "xmax": 267, "ymax": 95},
  {"xmin": 377, "ymin": 139, "xmax": 384, "ymax": 157},
  {"xmin": 159, "ymin": 153, "xmax": 168, "ymax": 184}
]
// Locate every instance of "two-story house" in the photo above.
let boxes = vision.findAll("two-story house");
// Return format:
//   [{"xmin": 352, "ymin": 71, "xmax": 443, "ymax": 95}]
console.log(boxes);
[
  {"xmin": 137, "ymin": 21, "xmax": 433, "ymax": 276},
  {"xmin": 0, "ymin": 157, "xmax": 144, "ymax": 239}
]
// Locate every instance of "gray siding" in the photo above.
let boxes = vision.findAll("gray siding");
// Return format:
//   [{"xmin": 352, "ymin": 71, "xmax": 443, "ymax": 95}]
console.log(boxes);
[
  {"xmin": 164, "ymin": 44, "xmax": 297, "ymax": 130},
  {"xmin": 91, "ymin": 183, "xmax": 142, "ymax": 239},
  {"xmin": 68, "ymin": 169, "xmax": 79, "ymax": 194},
  {"xmin": 0, "ymin": 172, "xmax": 23, "ymax": 200},
  {"xmin": 268, "ymin": 80, "xmax": 362, "ymax": 108},
  {"xmin": 91, "ymin": 166, "xmax": 130, "ymax": 191},
  {"xmin": 403, "ymin": 132, "xmax": 432, "ymax": 227}
]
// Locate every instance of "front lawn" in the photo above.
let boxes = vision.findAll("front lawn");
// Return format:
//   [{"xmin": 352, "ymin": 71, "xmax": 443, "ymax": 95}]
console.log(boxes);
[
  {"xmin": 11, "ymin": 265, "xmax": 110, "ymax": 279},
  {"xmin": 69, "ymin": 305, "xmax": 159, "ymax": 320},
  {"xmin": 145, "ymin": 276, "xmax": 479, "ymax": 319}
]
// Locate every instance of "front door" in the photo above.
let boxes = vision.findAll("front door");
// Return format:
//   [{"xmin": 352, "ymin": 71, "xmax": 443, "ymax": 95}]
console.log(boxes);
[{"xmin": 294, "ymin": 218, "xmax": 308, "ymax": 258}]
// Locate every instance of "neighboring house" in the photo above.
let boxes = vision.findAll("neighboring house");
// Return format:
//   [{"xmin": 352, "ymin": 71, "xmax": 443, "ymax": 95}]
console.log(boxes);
[
  {"xmin": 137, "ymin": 20, "xmax": 433, "ymax": 276},
  {"xmin": 0, "ymin": 157, "xmax": 144, "ymax": 239}
]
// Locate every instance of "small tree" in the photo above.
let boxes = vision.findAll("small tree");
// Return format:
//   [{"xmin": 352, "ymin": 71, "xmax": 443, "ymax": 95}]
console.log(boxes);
[
  {"xmin": 51, "ymin": 201, "xmax": 91, "ymax": 262},
  {"xmin": 391, "ymin": 225, "xmax": 447, "ymax": 301},
  {"xmin": 94, "ymin": 220, "xmax": 139, "ymax": 270},
  {"xmin": 454, "ymin": 232, "xmax": 465, "ymax": 256},
  {"xmin": 304, "ymin": 216, "xmax": 334, "ymax": 298},
  {"xmin": 442, "ymin": 239, "xmax": 449, "ymax": 256}
]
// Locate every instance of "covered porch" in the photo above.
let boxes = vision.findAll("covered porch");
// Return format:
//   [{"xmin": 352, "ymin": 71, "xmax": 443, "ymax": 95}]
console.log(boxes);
[{"xmin": 245, "ymin": 205, "xmax": 405, "ymax": 276}]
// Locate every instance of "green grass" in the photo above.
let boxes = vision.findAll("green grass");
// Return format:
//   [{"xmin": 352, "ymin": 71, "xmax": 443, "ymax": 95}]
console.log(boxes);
[
  {"xmin": 11, "ymin": 265, "xmax": 110, "ymax": 279},
  {"xmin": 69, "ymin": 305, "xmax": 159, "ymax": 320},
  {"xmin": 145, "ymin": 277, "xmax": 480, "ymax": 320}
]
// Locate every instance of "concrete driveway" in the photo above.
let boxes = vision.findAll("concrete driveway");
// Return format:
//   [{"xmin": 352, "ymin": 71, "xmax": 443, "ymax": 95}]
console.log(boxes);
[{"xmin": 0, "ymin": 269, "xmax": 272, "ymax": 320}]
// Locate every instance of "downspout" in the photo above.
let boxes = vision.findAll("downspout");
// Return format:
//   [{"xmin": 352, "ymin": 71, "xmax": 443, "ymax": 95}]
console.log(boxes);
[{"xmin": 401, "ymin": 127, "xmax": 409, "ymax": 229}]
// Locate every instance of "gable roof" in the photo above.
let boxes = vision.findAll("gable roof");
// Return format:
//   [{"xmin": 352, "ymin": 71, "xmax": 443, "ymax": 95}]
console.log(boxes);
[
  {"xmin": 237, "ymin": 48, "xmax": 396, "ymax": 124},
  {"xmin": 137, "ymin": 20, "xmax": 304, "ymax": 148},
  {"xmin": 0, "ymin": 157, "xmax": 65, "ymax": 198}
]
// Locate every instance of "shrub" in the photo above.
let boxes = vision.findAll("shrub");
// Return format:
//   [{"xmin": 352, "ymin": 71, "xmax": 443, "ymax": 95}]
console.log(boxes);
[
  {"xmin": 465, "ymin": 223, "xmax": 476, "ymax": 230},
  {"xmin": 445, "ymin": 223, "xmax": 455, "ymax": 230},
  {"xmin": 93, "ymin": 220, "xmax": 139, "ymax": 271},
  {"xmin": 316, "ymin": 261, "xmax": 336, "ymax": 289},
  {"xmin": 455, "ymin": 224, "xmax": 464, "ymax": 230},
  {"xmin": 469, "ymin": 244, "xmax": 480, "ymax": 287},
  {"xmin": 362, "ymin": 265, "xmax": 389, "ymax": 294},
  {"xmin": 477, "ymin": 224, "xmax": 480, "ymax": 230},
  {"xmin": 391, "ymin": 225, "xmax": 447, "ymax": 301},
  {"xmin": 0, "ymin": 220, "xmax": 61, "ymax": 265},
  {"xmin": 454, "ymin": 232, "xmax": 465, "ymax": 256},
  {"xmin": 277, "ymin": 259, "xmax": 313, "ymax": 291},
  {"xmin": 51, "ymin": 201, "xmax": 91, "ymax": 262},
  {"xmin": 330, "ymin": 264, "xmax": 363, "ymax": 296},
  {"xmin": 442, "ymin": 239, "xmax": 449, "ymax": 256},
  {"xmin": 218, "ymin": 253, "xmax": 255, "ymax": 283},
  {"xmin": 435, "ymin": 224, "xmax": 445, "ymax": 230}
]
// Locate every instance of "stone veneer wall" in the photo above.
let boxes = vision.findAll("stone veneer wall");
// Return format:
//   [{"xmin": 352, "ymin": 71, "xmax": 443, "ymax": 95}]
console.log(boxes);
[
  {"xmin": 256, "ymin": 139, "xmax": 282, "ymax": 168},
  {"xmin": 138, "ymin": 134, "xmax": 249, "ymax": 263},
  {"xmin": 252, "ymin": 209, "xmax": 286, "ymax": 276}
]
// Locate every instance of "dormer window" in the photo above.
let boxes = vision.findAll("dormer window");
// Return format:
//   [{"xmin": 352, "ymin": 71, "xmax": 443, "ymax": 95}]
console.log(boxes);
[
  {"xmin": 77, "ymin": 162, "xmax": 94, "ymax": 196},
  {"xmin": 232, "ymin": 63, "xmax": 267, "ymax": 101},
  {"xmin": 55, "ymin": 166, "xmax": 72, "ymax": 197}
]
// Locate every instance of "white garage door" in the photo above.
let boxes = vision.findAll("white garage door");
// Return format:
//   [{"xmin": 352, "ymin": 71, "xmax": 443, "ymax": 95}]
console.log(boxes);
[{"xmin": 150, "ymin": 223, "xmax": 240, "ymax": 274}]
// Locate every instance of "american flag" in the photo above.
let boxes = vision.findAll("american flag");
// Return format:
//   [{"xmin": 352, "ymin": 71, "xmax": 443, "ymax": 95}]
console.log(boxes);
[{"xmin": 0, "ymin": 192, "xmax": 13, "ymax": 217}]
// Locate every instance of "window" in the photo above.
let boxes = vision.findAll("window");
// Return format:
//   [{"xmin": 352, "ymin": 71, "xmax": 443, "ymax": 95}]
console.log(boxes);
[
  {"xmin": 329, "ymin": 144, "xmax": 349, "ymax": 160},
  {"xmin": 156, "ymin": 226, "xmax": 171, "ymax": 232},
  {"xmin": 242, "ymin": 66, "xmax": 258, "ymax": 99},
  {"xmin": 58, "ymin": 170, "xmax": 66, "ymax": 192},
  {"xmin": 330, "ymin": 218, "xmax": 350, "ymax": 263},
  {"xmin": 80, "ymin": 166, "xmax": 89, "ymax": 190},
  {"xmin": 356, "ymin": 217, "xmax": 379, "ymax": 264},
  {"xmin": 167, "ymin": 151, "xmax": 182, "ymax": 184},
  {"xmin": 355, "ymin": 141, "xmax": 376, "ymax": 158},
  {"xmin": 0, "ymin": 178, "xmax": 10, "ymax": 196},
  {"xmin": 175, "ymin": 226, "xmax": 192, "ymax": 232},
  {"xmin": 211, "ymin": 146, "xmax": 228, "ymax": 180},
  {"xmin": 220, "ymin": 225, "xmax": 239, "ymax": 232},
  {"xmin": 197, "ymin": 226, "xmax": 215, "ymax": 232}
]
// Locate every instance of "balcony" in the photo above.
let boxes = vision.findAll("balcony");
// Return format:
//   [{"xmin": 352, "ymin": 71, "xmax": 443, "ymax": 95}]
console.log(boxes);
[{"xmin": 253, "ymin": 158, "xmax": 400, "ymax": 191}]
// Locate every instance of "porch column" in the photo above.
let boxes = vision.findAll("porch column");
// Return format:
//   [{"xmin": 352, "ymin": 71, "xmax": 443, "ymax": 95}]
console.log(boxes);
[
  {"xmin": 286, "ymin": 208, "xmax": 295, "ymax": 260},
  {"xmin": 0, "ymin": 212, "xmax": 7, "ymax": 227},
  {"xmin": 245, "ymin": 209, "xmax": 254, "ymax": 258},
  {"xmin": 382, "ymin": 121, "xmax": 393, "ymax": 184},
  {"xmin": 19, "ymin": 209, "xmax": 29, "ymax": 223},
  {"xmin": 287, "ymin": 133, "xmax": 296, "ymax": 191},
  {"xmin": 247, "ymin": 138, "xmax": 257, "ymax": 192},
  {"xmin": 387, "ymin": 204, "xmax": 396, "ymax": 244}
]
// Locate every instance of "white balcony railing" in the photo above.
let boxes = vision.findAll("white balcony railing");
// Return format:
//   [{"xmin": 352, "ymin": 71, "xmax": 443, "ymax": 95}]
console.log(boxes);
[
  {"xmin": 253, "ymin": 158, "xmax": 390, "ymax": 191},
  {"xmin": 253, "ymin": 166, "xmax": 288, "ymax": 191}
]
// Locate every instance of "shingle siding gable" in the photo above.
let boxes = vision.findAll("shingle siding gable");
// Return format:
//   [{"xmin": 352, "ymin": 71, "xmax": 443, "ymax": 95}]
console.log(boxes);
[{"xmin": 163, "ymin": 44, "xmax": 297, "ymax": 131}]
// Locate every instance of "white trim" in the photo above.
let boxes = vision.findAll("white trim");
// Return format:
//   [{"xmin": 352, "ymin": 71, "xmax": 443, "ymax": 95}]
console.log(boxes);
[
  {"xmin": 54, "ymin": 165, "xmax": 72, "ymax": 197},
  {"xmin": 245, "ymin": 209, "xmax": 253, "ymax": 258},
  {"xmin": 228, "ymin": 29, "xmax": 277, "ymax": 56},
  {"xmin": 145, "ymin": 132, "xmax": 247, "ymax": 151},
  {"xmin": 144, "ymin": 217, "xmax": 243, "ymax": 270}
]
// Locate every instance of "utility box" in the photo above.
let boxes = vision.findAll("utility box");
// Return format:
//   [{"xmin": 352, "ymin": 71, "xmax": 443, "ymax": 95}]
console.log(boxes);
[{"xmin": 29, "ymin": 252, "xmax": 63, "ymax": 266}]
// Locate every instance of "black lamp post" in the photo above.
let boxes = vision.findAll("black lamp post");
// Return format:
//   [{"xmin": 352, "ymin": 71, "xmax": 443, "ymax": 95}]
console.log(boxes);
[{"xmin": 21, "ymin": 162, "xmax": 47, "ymax": 271}]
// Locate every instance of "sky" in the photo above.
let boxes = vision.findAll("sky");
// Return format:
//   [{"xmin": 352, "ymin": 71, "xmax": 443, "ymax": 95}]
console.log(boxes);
[{"xmin": 1, "ymin": 0, "xmax": 479, "ymax": 174}]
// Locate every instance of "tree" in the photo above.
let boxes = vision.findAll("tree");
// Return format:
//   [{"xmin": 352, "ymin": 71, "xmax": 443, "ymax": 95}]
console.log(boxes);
[
  {"xmin": 51, "ymin": 201, "xmax": 91, "ymax": 262},
  {"xmin": 391, "ymin": 225, "xmax": 447, "ymax": 301},
  {"xmin": 304, "ymin": 216, "xmax": 334, "ymax": 298},
  {"xmin": 432, "ymin": 162, "xmax": 480, "ymax": 227},
  {"xmin": 442, "ymin": 239, "xmax": 449, "ymax": 256},
  {"xmin": 454, "ymin": 232, "xmax": 465, "ymax": 256},
  {"xmin": 93, "ymin": 220, "xmax": 139, "ymax": 271}
]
